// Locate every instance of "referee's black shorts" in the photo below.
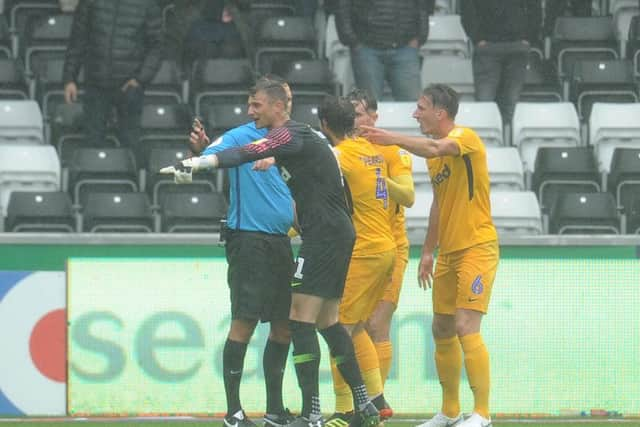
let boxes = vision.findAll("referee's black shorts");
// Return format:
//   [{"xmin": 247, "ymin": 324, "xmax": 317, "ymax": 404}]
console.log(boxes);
[{"xmin": 225, "ymin": 229, "xmax": 294, "ymax": 322}]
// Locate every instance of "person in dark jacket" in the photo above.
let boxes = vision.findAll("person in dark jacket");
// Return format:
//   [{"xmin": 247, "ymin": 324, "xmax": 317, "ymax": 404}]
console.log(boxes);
[
  {"xmin": 63, "ymin": 0, "xmax": 163, "ymax": 162},
  {"xmin": 335, "ymin": 0, "xmax": 434, "ymax": 101},
  {"xmin": 461, "ymin": 0, "xmax": 542, "ymax": 124}
]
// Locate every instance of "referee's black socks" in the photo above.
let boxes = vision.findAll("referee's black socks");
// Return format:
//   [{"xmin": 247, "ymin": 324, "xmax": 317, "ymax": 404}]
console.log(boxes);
[
  {"xmin": 290, "ymin": 320, "xmax": 321, "ymax": 420},
  {"xmin": 223, "ymin": 338, "xmax": 248, "ymax": 416},
  {"xmin": 263, "ymin": 339, "xmax": 289, "ymax": 415},
  {"xmin": 319, "ymin": 323, "xmax": 370, "ymax": 411}
]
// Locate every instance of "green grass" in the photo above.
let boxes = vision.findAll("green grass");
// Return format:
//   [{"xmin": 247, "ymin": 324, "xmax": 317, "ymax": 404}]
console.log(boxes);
[{"xmin": 0, "ymin": 419, "xmax": 638, "ymax": 427}]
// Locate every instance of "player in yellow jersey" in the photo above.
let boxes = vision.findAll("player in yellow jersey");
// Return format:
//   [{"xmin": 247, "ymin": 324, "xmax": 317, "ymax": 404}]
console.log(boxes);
[
  {"xmin": 318, "ymin": 96, "xmax": 396, "ymax": 427},
  {"xmin": 362, "ymin": 84, "xmax": 499, "ymax": 427},
  {"xmin": 344, "ymin": 89, "xmax": 415, "ymax": 421}
]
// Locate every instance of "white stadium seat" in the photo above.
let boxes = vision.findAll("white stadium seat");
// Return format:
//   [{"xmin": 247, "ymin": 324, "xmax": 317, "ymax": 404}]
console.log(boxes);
[
  {"xmin": 490, "ymin": 191, "xmax": 543, "ymax": 235},
  {"xmin": 456, "ymin": 102, "xmax": 503, "ymax": 146}
]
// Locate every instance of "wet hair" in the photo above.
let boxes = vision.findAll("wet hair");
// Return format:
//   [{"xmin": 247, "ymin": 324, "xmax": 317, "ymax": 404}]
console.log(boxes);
[
  {"xmin": 345, "ymin": 88, "xmax": 378, "ymax": 112},
  {"xmin": 422, "ymin": 84, "xmax": 459, "ymax": 119},
  {"xmin": 317, "ymin": 95, "xmax": 356, "ymax": 138},
  {"xmin": 250, "ymin": 76, "xmax": 289, "ymax": 105}
]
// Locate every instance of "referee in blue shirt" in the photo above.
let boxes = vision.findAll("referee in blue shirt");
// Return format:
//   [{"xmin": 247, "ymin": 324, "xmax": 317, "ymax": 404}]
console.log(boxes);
[{"xmin": 191, "ymin": 78, "xmax": 295, "ymax": 427}]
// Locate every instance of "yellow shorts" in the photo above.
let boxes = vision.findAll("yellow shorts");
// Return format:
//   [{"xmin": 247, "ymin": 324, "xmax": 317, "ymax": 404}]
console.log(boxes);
[
  {"xmin": 381, "ymin": 245, "xmax": 409, "ymax": 306},
  {"xmin": 339, "ymin": 249, "xmax": 396, "ymax": 324},
  {"xmin": 432, "ymin": 240, "xmax": 499, "ymax": 315}
]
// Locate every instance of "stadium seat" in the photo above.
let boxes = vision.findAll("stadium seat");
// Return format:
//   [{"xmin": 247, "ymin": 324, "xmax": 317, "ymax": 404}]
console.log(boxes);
[
  {"xmin": 0, "ymin": 58, "xmax": 28, "ymax": 99},
  {"xmin": 81, "ymin": 192, "xmax": 154, "ymax": 233},
  {"xmin": 420, "ymin": 14, "xmax": 469, "ymax": 58},
  {"xmin": 421, "ymin": 56, "xmax": 475, "ymax": 101},
  {"xmin": 254, "ymin": 16, "xmax": 317, "ymax": 74},
  {"xmin": 550, "ymin": 16, "xmax": 619, "ymax": 79},
  {"xmin": 34, "ymin": 57, "xmax": 85, "ymax": 122},
  {"xmin": 5, "ymin": 190, "xmax": 74, "ymax": 232},
  {"xmin": 23, "ymin": 13, "xmax": 72, "ymax": 77},
  {"xmin": 0, "ymin": 100, "xmax": 44, "ymax": 144},
  {"xmin": 0, "ymin": 15, "xmax": 12, "ymax": 59},
  {"xmin": 549, "ymin": 192, "xmax": 620, "ymax": 234},
  {"xmin": 139, "ymin": 103, "xmax": 192, "ymax": 160},
  {"xmin": 626, "ymin": 195, "xmax": 640, "ymax": 233},
  {"xmin": 589, "ymin": 103, "xmax": 640, "ymax": 175},
  {"xmin": 7, "ymin": 0, "xmax": 58, "ymax": 34},
  {"xmin": 405, "ymin": 187, "xmax": 433, "ymax": 244},
  {"xmin": 376, "ymin": 102, "xmax": 420, "ymax": 136},
  {"xmin": 486, "ymin": 147, "xmax": 524, "ymax": 191},
  {"xmin": 146, "ymin": 147, "xmax": 217, "ymax": 207},
  {"xmin": 145, "ymin": 59, "xmax": 183, "ymax": 105},
  {"xmin": 190, "ymin": 58, "xmax": 253, "ymax": 115},
  {"xmin": 607, "ymin": 147, "xmax": 640, "ymax": 213},
  {"xmin": 271, "ymin": 58, "xmax": 338, "ymax": 103},
  {"xmin": 456, "ymin": 102, "xmax": 503, "ymax": 146},
  {"xmin": 159, "ymin": 191, "xmax": 228, "ymax": 233},
  {"xmin": 520, "ymin": 53, "xmax": 563, "ymax": 102},
  {"xmin": 204, "ymin": 103, "xmax": 250, "ymax": 137},
  {"xmin": 0, "ymin": 144, "xmax": 60, "ymax": 215},
  {"xmin": 512, "ymin": 102, "xmax": 581, "ymax": 173},
  {"xmin": 291, "ymin": 103, "xmax": 320, "ymax": 129},
  {"xmin": 569, "ymin": 59, "xmax": 638, "ymax": 119},
  {"xmin": 67, "ymin": 147, "xmax": 138, "ymax": 207},
  {"xmin": 490, "ymin": 191, "xmax": 542, "ymax": 235},
  {"xmin": 324, "ymin": 14, "xmax": 348, "ymax": 69},
  {"xmin": 248, "ymin": 0, "xmax": 296, "ymax": 31},
  {"xmin": 531, "ymin": 147, "xmax": 600, "ymax": 212}
]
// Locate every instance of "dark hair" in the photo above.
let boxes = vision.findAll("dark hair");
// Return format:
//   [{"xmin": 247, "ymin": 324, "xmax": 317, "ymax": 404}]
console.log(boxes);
[
  {"xmin": 250, "ymin": 76, "xmax": 289, "ymax": 105},
  {"xmin": 318, "ymin": 95, "xmax": 356, "ymax": 138},
  {"xmin": 346, "ymin": 88, "xmax": 378, "ymax": 112},
  {"xmin": 422, "ymin": 84, "xmax": 459, "ymax": 119}
]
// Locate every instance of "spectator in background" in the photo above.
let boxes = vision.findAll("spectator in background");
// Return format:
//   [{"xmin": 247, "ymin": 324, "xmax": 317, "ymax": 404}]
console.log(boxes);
[
  {"xmin": 544, "ymin": 0, "xmax": 592, "ymax": 37},
  {"xmin": 166, "ymin": 0, "xmax": 252, "ymax": 70},
  {"xmin": 335, "ymin": 0, "xmax": 434, "ymax": 101},
  {"xmin": 63, "ymin": 0, "xmax": 163, "ymax": 163},
  {"xmin": 461, "ymin": 0, "xmax": 542, "ymax": 124}
]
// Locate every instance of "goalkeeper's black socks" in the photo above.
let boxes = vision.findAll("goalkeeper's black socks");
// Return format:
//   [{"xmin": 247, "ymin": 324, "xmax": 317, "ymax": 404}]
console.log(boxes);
[
  {"xmin": 223, "ymin": 338, "xmax": 248, "ymax": 416},
  {"xmin": 290, "ymin": 320, "xmax": 321, "ymax": 419},
  {"xmin": 319, "ymin": 323, "xmax": 369, "ymax": 410},
  {"xmin": 263, "ymin": 338, "xmax": 289, "ymax": 415}
]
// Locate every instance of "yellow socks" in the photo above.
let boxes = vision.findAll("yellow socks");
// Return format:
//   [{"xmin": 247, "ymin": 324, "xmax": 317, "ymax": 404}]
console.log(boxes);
[
  {"xmin": 435, "ymin": 336, "xmax": 462, "ymax": 418},
  {"xmin": 460, "ymin": 333, "xmax": 490, "ymax": 419},
  {"xmin": 374, "ymin": 341, "xmax": 393, "ymax": 385}
]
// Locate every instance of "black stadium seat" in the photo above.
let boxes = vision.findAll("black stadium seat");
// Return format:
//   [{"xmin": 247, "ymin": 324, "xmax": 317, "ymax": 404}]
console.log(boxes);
[
  {"xmin": 607, "ymin": 147, "xmax": 640, "ymax": 213},
  {"xmin": 82, "ymin": 192, "xmax": 154, "ymax": 233},
  {"xmin": 0, "ymin": 58, "xmax": 29, "ymax": 99},
  {"xmin": 551, "ymin": 16, "xmax": 619, "ymax": 79},
  {"xmin": 532, "ymin": 147, "xmax": 600, "ymax": 212},
  {"xmin": 5, "ymin": 191, "xmax": 75, "ymax": 232},
  {"xmin": 190, "ymin": 58, "xmax": 254, "ymax": 114},
  {"xmin": 549, "ymin": 192, "xmax": 620, "ymax": 234},
  {"xmin": 272, "ymin": 58, "xmax": 337, "ymax": 103},
  {"xmin": 570, "ymin": 59, "xmax": 638, "ymax": 119},
  {"xmin": 254, "ymin": 16, "xmax": 317, "ymax": 74},
  {"xmin": 159, "ymin": 191, "xmax": 228, "ymax": 233},
  {"xmin": 67, "ymin": 148, "xmax": 138, "ymax": 207}
]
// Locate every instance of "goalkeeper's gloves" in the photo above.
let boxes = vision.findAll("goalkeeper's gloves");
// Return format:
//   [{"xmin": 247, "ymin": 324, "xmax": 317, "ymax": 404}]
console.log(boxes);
[{"xmin": 159, "ymin": 157, "xmax": 198, "ymax": 184}]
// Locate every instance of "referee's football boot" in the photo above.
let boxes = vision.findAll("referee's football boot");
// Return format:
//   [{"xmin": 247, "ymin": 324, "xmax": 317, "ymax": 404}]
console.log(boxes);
[
  {"xmin": 285, "ymin": 415, "xmax": 324, "ymax": 427},
  {"xmin": 415, "ymin": 412, "xmax": 463, "ymax": 427},
  {"xmin": 224, "ymin": 410, "xmax": 257, "ymax": 427},
  {"xmin": 264, "ymin": 409, "xmax": 296, "ymax": 427},
  {"xmin": 348, "ymin": 401, "xmax": 379, "ymax": 427},
  {"xmin": 324, "ymin": 411, "xmax": 353, "ymax": 427}
]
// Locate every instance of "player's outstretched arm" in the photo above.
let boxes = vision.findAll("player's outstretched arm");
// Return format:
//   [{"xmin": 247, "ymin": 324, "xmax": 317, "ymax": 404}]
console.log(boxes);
[
  {"xmin": 159, "ymin": 155, "xmax": 220, "ymax": 184},
  {"xmin": 361, "ymin": 125, "xmax": 459, "ymax": 158}
]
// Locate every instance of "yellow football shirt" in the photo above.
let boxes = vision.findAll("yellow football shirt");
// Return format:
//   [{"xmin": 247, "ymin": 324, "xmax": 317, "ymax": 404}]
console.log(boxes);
[
  {"xmin": 426, "ymin": 126, "xmax": 498, "ymax": 254},
  {"xmin": 374, "ymin": 144, "xmax": 412, "ymax": 251},
  {"xmin": 334, "ymin": 137, "xmax": 395, "ymax": 257}
]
